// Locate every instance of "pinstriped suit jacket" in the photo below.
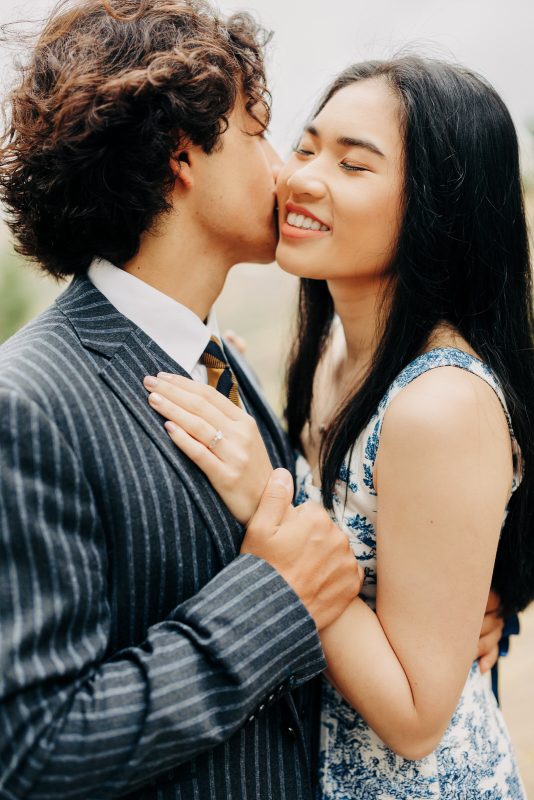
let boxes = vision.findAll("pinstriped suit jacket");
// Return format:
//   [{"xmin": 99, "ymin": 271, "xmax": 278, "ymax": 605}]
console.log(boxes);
[{"xmin": 0, "ymin": 276, "xmax": 325, "ymax": 800}]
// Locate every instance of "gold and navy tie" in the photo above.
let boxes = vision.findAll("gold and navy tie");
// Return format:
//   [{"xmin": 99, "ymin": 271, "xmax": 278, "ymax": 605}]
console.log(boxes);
[{"xmin": 200, "ymin": 335, "xmax": 241, "ymax": 407}]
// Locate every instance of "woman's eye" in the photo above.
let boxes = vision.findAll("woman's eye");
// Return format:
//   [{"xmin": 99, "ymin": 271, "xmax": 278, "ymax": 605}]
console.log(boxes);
[
  {"xmin": 294, "ymin": 147, "xmax": 314, "ymax": 156},
  {"xmin": 340, "ymin": 162, "xmax": 367, "ymax": 173},
  {"xmin": 340, "ymin": 162, "xmax": 368, "ymax": 173}
]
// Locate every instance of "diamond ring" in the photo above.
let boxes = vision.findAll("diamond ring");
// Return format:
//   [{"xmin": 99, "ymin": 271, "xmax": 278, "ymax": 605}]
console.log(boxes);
[{"xmin": 208, "ymin": 430, "xmax": 224, "ymax": 451}]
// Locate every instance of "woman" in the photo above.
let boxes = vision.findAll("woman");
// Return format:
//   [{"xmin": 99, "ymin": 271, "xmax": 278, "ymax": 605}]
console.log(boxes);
[{"xmin": 145, "ymin": 58, "xmax": 533, "ymax": 797}]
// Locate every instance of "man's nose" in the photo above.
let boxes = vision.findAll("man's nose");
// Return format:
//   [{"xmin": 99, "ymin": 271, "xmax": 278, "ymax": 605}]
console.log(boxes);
[{"xmin": 262, "ymin": 139, "xmax": 283, "ymax": 180}]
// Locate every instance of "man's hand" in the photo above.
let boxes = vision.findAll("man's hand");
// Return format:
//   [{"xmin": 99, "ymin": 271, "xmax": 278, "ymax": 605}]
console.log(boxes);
[
  {"xmin": 242, "ymin": 469, "xmax": 363, "ymax": 631},
  {"xmin": 477, "ymin": 589, "xmax": 504, "ymax": 673}
]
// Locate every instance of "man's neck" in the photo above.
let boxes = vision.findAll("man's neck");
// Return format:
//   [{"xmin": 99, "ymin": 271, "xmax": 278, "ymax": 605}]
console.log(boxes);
[{"xmin": 124, "ymin": 223, "xmax": 231, "ymax": 321}]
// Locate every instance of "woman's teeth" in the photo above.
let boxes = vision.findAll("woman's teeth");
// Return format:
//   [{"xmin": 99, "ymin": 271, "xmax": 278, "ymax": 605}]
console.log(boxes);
[{"xmin": 287, "ymin": 212, "xmax": 329, "ymax": 231}]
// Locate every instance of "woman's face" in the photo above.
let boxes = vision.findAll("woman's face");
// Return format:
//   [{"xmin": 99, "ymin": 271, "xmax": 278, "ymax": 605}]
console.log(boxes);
[{"xmin": 276, "ymin": 78, "xmax": 404, "ymax": 283}]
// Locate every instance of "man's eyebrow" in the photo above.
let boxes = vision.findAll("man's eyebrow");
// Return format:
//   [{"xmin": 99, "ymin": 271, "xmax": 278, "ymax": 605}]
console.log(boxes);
[{"xmin": 305, "ymin": 125, "xmax": 385, "ymax": 158}]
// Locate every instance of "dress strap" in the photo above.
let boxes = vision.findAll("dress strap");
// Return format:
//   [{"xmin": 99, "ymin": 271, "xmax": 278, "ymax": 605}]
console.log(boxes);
[{"xmin": 363, "ymin": 347, "xmax": 522, "ymax": 494}]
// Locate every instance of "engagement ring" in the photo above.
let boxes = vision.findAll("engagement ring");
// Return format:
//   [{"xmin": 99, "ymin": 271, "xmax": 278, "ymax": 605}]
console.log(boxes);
[{"xmin": 208, "ymin": 430, "xmax": 224, "ymax": 451}]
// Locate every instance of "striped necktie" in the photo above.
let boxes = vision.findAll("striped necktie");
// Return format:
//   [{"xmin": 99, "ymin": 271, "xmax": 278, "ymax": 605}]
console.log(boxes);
[{"xmin": 200, "ymin": 335, "xmax": 241, "ymax": 406}]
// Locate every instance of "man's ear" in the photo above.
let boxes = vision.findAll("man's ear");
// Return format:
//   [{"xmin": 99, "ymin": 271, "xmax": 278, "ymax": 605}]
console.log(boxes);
[{"xmin": 170, "ymin": 150, "xmax": 193, "ymax": 190}]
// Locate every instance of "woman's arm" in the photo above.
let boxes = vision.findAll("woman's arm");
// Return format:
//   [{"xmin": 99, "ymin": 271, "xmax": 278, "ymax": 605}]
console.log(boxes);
[
  {"xmin": 320, "ymin": 366, "xmax": 513, "ymax": 759},
  {"xmin": 144, "ymin": 368, "xmax": 509, "ymax": 757}
]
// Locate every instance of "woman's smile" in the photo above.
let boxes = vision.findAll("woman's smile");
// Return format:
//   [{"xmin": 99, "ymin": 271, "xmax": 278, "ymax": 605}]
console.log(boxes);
[
  {"xmin": 275, "ymin": 79, "xmax": 403, "ymax": 280},
  {"xmin": 279, "ymin": 201, "xmax": 331, "ymax": 240}
]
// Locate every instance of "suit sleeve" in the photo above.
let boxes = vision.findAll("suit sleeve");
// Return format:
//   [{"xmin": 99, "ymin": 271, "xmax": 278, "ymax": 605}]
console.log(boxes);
[{"xmin": 0, "ymin": 390, "xmax": 326, "ymax": 799}]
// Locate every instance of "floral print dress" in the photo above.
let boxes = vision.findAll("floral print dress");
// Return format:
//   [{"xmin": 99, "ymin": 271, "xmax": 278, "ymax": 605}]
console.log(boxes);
[{"xmin": 297, "ymin": 348, "xmax": 526, "ymax": 800}]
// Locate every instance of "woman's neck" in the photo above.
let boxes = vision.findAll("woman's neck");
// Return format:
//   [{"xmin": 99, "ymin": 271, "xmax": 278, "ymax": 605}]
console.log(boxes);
[{"xmin": 327, "ymin": 275, "xmax": 391, "ymax": 375}]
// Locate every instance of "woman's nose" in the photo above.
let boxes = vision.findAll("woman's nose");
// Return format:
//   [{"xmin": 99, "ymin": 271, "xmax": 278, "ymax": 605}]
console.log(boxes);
[{"xmin": 286, "ymin": 167, "xmax": 326, "ymax": 198}]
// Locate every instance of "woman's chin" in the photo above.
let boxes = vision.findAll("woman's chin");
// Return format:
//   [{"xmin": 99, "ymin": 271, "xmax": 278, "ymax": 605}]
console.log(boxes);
[{"xmin": 275, "ymin": 244, "xmax": 318, "ymax": 279}]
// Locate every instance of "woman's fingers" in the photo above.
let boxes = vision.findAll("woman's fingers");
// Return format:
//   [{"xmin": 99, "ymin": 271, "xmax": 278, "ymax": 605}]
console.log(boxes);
[
  {"xmin": 224, "ymin": 329, "xmax": 247, "ymax": 355},
  {"xmin": 156, "ymin": 373, "xmax": 243, "ymax": 421},
  {"xmin": 164, "ymin": 421, "xmax": 228, "ymax": 481},
  {"xmin": 147, "ymin": 390, "xmax": 233, "ymax": 459},
  {"xmin": 143, "ymin": 373, "xmax": 274, "ymax": 525},
  {"xmin": 147, "ymin": 389, "xmax": 211, "ymax": 440},
  {"xmin": 144, "ymin": 375, "xmax": 226, "ymax": 429}
]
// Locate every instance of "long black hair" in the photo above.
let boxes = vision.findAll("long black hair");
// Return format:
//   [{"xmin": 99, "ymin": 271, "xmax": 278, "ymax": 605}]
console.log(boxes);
[{"xmin": 285, "ymin": 57, "xmax": 534, "ymax": 614}]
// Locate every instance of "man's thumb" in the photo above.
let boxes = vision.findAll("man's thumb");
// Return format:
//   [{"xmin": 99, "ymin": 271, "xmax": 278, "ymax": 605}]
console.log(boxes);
[{"xmin": 248, "ymin": 469, "xmax": 294, "ymax": 532}]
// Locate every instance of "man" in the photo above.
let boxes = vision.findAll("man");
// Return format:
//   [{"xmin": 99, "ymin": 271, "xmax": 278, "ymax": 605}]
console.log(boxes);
[
  {"xmin": 0, "ymin": 1, "xmax": 503, "ymax": 798},
  {"xmin": 0, "ymin": 2, "xmax": 359, "ymax": 797}
]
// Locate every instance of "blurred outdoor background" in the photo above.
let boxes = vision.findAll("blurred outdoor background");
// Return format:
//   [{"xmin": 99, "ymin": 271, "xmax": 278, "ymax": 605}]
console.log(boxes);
[{"xmin": 1, "ymin": 0, "xmax": 533, "ymax": 794}]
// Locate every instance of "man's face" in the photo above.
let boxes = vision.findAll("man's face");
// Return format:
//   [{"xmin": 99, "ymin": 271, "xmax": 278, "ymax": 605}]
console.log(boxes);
[{"xmin": 191, "ymin": 99, "xmax": 282, "ymax": 266}]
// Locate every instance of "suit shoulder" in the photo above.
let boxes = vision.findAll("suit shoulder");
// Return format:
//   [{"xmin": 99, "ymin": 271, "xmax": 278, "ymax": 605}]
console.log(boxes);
[{"xmin": 0, "ymin": 302, "xmax": 89, "ymax": 406}]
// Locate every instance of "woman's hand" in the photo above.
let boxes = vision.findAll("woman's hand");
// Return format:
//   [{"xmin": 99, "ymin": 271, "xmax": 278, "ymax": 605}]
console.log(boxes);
[
  {"xmin": 223, "ymin": 329, "xmax": 247, "ymax": 355},
  {"xmin": 143, "ymin": 373, "xmax": 274, "ymax": 525}
]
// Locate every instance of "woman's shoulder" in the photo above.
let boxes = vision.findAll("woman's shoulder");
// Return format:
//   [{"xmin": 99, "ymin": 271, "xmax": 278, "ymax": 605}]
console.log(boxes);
[
  {"xmin": 384, "ymin": 362, "xmax": 508, "ymax": 437},
  {"xmin": 375, "ymin": 359, "xmax": 514, "ymax": 510},
  {"xmin": 377, "ymin": 354, "xmax": 513, "ymax": 491},
  {"xmin": 381, "ymin": 326, "xmax": 508, "ymax": 430}
]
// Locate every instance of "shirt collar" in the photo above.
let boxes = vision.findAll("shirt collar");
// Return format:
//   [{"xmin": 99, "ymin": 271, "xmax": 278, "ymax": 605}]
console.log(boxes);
[{"xmin": 87, "ymin": 257, "xmax": 220, "ymax": 374}]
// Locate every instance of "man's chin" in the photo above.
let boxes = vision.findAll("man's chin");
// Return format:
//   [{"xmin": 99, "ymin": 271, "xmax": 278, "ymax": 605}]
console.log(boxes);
[
  {"xmin": 229, "ymin": 225, "xmax": 279, "ymax": 266},
  {"xmin": 243, "ymin": 254, "xmax": 277, "ymax": 267},
  {"xmin": 246, "ymin": 237, "xmax": 278, "ymax": 266}
]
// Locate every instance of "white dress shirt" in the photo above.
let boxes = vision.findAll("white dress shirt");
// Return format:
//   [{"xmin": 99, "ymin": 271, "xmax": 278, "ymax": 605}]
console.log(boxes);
[{"xmin": 87, "ymin": 257, "xmax": 221, "ymax": 383}]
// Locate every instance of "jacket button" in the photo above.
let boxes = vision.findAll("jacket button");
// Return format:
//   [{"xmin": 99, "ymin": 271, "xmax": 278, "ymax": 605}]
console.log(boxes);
[
  {"xmin": 248, "ymin": 714, "xmax": 255, "ymax": 724},
  {"xmin": 267, "ymin": 694, "xmax": 276, "ymax": 704},
  {"xmin": 286, "ymin": 726, "xmax": 298, "ymax": 740},
  {"xmin": 258, "ymin": 704, "xmax": 265, "ymax": 713}
]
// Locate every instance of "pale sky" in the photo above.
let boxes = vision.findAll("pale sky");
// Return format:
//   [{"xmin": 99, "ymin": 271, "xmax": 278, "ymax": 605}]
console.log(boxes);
[{"xmin": 2, "ymin": 0, "xmax": 533, "ymax": 157}]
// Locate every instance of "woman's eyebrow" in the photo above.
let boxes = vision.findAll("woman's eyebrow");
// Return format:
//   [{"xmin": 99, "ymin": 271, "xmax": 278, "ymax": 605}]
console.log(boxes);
[{"xmin": 305, "ymin": 124, "xmax": 385, "ymax": 158}]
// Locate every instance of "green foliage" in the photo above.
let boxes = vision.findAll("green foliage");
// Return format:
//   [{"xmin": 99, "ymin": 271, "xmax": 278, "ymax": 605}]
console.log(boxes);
[{"xmin": 0, "ymin": 249, "xmax": 44, "ymax": 343}]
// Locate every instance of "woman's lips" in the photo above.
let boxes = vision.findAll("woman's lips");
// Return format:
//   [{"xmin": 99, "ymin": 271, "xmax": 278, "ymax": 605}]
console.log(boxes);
[
  {"xmin": 280, "ymin": 221, "xmax": 330, "ymax": 239},
  {"xmin": 285, "ymin": 202, "xmax": 329, "ymax": 227},
  {"xmin": 281, "ymin": 202, "xmax": 331, "ymax": 240}
]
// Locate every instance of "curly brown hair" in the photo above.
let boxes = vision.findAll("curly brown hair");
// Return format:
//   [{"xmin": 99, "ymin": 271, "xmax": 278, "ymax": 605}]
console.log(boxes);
[{"xmin": 0, "ymin": 0, "xmax": 271, "ymax": 277}]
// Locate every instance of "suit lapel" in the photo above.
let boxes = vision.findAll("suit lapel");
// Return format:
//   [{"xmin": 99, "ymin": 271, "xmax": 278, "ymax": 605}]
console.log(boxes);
[
  {"xmin": 57, "ymin": 277, "xmax": 243, "ymax": 566},
  {"xmin": 225, "ymin": 343, "xmax": 295, "ymax": 479},
  {"xmin": 59, "ymin": 277, "xmax": 307, "ymax": 730}
]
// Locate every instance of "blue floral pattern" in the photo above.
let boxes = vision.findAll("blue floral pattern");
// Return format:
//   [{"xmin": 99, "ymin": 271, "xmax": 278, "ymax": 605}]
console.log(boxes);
[{"xmin": 296, "ymin": 348, "xmax": 525, "ymax": 799}]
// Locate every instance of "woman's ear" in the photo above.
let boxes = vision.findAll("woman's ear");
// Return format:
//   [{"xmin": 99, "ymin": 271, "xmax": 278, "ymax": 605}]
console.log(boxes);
[{"xmin": 170, "ymin": 150, "xmax": 193, "ymax": 190}]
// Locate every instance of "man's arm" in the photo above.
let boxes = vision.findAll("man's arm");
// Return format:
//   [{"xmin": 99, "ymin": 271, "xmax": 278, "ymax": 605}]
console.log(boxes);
[{"xmin": 0, "ymin": 391, "xmax": 326, "ymax": 799}]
